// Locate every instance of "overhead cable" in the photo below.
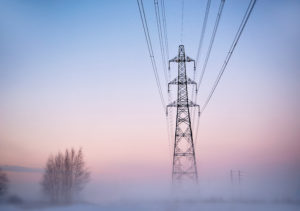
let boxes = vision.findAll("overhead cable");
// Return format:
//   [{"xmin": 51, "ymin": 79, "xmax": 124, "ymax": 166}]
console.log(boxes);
[
  {"xmin": 201, "ymin": 0, "xmax": 257, "ymax": 113},
  {"xmin": 137, "ymin": 0, "xmax": 166, "ymax": 108}
]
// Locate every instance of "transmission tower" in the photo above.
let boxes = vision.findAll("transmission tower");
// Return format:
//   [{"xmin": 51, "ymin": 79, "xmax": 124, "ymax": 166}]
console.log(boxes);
[{"xmin": 167, "ymin": 45, "xmax": 200, "ymax": 183}]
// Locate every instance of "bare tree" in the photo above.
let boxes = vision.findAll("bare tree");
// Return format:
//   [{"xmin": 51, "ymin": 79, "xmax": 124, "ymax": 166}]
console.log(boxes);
[
  {"xmin": 41, "ymin": 148, "xmax": 90, "ymax": 204},
  {"xmin": 0, "ymin": 168, "xmax": 8, "ymax": 197}
]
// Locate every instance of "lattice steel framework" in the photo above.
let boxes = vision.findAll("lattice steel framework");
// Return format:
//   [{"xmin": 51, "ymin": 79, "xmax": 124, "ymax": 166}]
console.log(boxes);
[{"xmin": 167, "ymin": 45, "xmax": 200, "ymax": 183}]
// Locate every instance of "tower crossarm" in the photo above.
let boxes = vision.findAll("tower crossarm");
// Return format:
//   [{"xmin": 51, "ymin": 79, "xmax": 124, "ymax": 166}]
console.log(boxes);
[
  {"xmin": 168, "ymin": 56, "xmax": 178, "ymax": 70},
  {"xmin": 168, "ymin": 77, "xmax": 197, "ymax": 93},
  {"xmin": 166, "ymin": 100, "xmax": 200, "ymax": 116},
  {"xmin": 186, "ymin": 56, "xmax": 196, "ymax": 71},
  {"xmin": 188, "ymin": 100, "xmax": 201, "ymax": 117},
  {"xmin": 187, "ymin": 78, "xmax": 197, "ymax": 93},
  {"xmin": 166, "ymin": 100, "xmax": 177, "ymax": 116},
  {"xmin": 169, "ymin": 56, "xmax": 196, "ymax": 70}
]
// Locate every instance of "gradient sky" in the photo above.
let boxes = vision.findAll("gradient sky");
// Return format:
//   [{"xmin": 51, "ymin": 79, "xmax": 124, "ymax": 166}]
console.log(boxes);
[{"xmin": 0, "ymin": 0, "xmax": 300, "ymax": 200}]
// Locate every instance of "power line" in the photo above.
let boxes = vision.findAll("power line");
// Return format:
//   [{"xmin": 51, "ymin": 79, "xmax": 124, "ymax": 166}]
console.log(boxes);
[
  {"xmin": 197, "ymin": 0, "xmax": 225, "ymax": 92},
  {"xmin": 180, "ymin": 0, "xmax": 185, "ymax": 44},
  {"xmin": 154, "ymin": 0, "xmax": 169, "ymax": 86},
  {"xmin": 191, "ymin": 0, "xmax": 211, "ymax": 130},
  {"xmin": 201, "ymin": 0, "xmax": 257, "ymax": 113},
  {"xmin": 154, "ymin": 0, "xmax": 173, "ymax": 159},
  {"xmin": 192, "ymin": 0, "xmax": 225, "ymax": 130},
  {"xmin": 194, "ymin": 0, "xmax": 256, "ymax": 144},
  {"xmin": 161, "ymin": 0, "xmax": 169, "ymax": 61},
  {"xmin": 159, "ymin": 0, "xmax": 173, "ymax": 133},
  {"xmin": 195, "ymin": 0, "xmax": 211, "ymax": 67},
  {"xmin": 138, "ymin": 0, "xmax": 174, "ymax": 161},
  {"xmin": 137, "ymin": 0, "xmax": 166, "ymax": 109}
]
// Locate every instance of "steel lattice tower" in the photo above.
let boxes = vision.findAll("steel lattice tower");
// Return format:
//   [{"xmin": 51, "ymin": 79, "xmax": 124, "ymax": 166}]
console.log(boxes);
[{"xmin": 167, "ymin": 45, "xmax": 200, "ymax": 183}]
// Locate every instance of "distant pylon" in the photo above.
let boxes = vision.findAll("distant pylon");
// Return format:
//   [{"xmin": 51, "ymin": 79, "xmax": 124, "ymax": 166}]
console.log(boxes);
[
  {"xmin": 167, "ymin": 45, "xmax": 200, "ymax": 183},
  {"xmin": 230, "ymin": 169, "xmax": 243, "ymax": 185}
]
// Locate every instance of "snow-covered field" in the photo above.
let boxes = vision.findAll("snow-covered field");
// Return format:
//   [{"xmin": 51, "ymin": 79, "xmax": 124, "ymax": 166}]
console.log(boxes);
[{"xmin": 1, "ymin": 201, "xmax": 300, "ymax": 211}]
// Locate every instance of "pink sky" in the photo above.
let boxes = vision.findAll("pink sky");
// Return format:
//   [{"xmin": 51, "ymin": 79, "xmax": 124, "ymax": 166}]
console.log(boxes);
[{"xmin": 0, "ymin": 0, "xmax": 300, "ymax": 201}]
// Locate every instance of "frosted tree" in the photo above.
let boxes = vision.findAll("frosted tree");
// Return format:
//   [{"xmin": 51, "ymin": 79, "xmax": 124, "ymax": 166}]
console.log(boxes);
[
  {"xmin": 0, "ymin": 168, "xmax": 8, "ymax": 197},
  {"xmin": 41, "ymin": 148, "xmax": 90, "ymax": 204}
]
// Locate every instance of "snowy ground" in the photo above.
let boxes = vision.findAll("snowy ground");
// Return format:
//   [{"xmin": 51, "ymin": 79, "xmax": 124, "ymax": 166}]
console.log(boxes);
[{"xmin": 1, "ymin": 201, "xmax": 300, "ymax": 211}]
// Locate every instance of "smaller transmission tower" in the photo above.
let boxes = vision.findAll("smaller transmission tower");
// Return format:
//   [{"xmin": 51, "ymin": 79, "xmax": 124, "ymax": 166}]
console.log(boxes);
[{"xmin": 167, "ymin": 45, "xmax": 200, "ymax": 183}]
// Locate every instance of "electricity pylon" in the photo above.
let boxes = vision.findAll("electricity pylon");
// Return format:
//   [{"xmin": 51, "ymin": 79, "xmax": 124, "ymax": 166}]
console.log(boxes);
[{"xmin": 167, "ymin": 45, "xmax": 200, "ymax": 183}]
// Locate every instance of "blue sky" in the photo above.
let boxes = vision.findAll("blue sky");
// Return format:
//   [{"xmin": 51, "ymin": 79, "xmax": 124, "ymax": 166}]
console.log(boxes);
[{"xmin": 0, "ymin": 0, "xmax": 300, "ymax": 200}]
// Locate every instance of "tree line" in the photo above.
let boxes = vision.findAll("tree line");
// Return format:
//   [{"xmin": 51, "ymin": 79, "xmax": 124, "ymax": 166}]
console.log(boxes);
[{"xmin": 1, "ymin": 148, "xmax": 90, "ymax": 204}]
